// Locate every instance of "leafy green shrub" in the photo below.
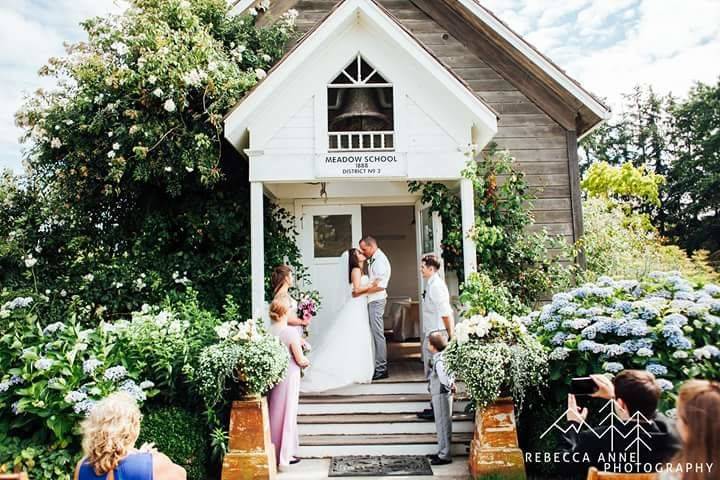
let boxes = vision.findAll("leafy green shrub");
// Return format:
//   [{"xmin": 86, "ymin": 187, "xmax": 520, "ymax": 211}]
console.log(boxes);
[
  {"xmin": 445, "ymin": 312, "xmax": 547, "ymax": 410},
  {"xmin": 523, "ymin": 272, "xmax": 720, "ymax": 412},
  {"xmin": 137, "ymin": 406, "xmax": 210, "ymax": 480},
  {"xmin": 0, "ymin": 433, "xmax": 74, "ymax": 480},
  {"xmin": 581, "ymin": 197, "xmax": 718, "ymax": 284},
  {"xmin": 459, "ymin": 271, "xmax": 526, "ymax": 317}
]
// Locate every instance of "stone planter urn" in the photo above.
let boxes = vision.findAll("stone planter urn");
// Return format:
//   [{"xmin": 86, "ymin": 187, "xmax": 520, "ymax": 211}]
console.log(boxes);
[
  {"xmin": 468, "ymin": 397, "xmax": 526, "ymax": 480},
  {"xmin": 221, "ymin": 395, "xmax": 277, "ymax": 480}
]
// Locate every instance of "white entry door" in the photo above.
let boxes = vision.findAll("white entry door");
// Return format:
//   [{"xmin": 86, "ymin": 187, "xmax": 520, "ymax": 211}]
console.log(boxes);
[
  {"xmin": 415, "ymin": 201, "xmax": 444, "ymax": 328},
  {"xmin": 300, "ymin": 204, "xmax": 362, "ymax": 337}
]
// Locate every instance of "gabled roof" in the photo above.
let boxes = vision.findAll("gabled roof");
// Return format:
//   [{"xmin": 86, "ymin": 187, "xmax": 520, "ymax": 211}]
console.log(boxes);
[
  {"xmin": 231, "ymin": 0, "xmax": 611, "ymax": 138},
  {"xmin": 224, "ymin": 0, "xmax": 498, "ymax": 150},
  {"xmin": 451, "ymin": 0, "xmax": 610, "ymax": 136}
]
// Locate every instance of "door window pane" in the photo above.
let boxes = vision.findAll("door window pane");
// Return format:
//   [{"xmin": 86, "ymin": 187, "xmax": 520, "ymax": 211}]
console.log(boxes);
[
  {"xmin": 421, "ymin": 208, "xmax": 434, "ymax": 254},
  {"xmin": 314, "ymin": 215, "xmax": 352, "ymax": 258}
]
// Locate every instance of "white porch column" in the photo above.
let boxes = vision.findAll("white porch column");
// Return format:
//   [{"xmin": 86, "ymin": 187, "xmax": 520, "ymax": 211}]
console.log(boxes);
[
  {"xmin": 251, "ymin": 181, "xmax": 265, "ymax": 318},
  {"xmin": 460, "ymin": 178, "xmax": 477, "ymax": 281}
]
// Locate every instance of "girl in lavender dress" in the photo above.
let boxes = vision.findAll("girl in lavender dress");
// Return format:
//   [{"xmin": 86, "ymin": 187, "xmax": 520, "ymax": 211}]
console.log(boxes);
[{"xmin": 267, "ymin": 298, "xmax": 309, "ymax": 468}]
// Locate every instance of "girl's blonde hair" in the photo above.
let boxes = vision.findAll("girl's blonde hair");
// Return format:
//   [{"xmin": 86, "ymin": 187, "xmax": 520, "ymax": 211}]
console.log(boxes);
[
  {"xmin": 80, "ymin": 391, "xmax": 141, "ymax": 475},
  {"xmin": 269, "ymin": 298, "xmax": 289, "ymax": 322}
]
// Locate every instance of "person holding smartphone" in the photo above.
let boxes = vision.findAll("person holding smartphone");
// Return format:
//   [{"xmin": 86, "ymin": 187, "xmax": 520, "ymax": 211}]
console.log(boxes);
[{"xmin": 559, "ymin": 370, "xmax": 680, "ymax": 476}]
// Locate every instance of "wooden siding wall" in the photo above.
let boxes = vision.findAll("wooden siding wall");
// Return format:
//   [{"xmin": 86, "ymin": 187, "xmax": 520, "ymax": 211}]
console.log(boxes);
[{"xmin": 290, "ymin": 0, "xmax": 577, "ymax": 245}]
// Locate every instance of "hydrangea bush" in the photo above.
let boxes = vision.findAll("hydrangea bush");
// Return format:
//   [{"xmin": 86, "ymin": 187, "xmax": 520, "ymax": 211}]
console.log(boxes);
[
  {"xmin": 445, "ymin": 312, "xmax": 547, "ymax": 410},
  {"xmin": 523, "ymin": 272, "xmax": 720, "ymax": 409}
]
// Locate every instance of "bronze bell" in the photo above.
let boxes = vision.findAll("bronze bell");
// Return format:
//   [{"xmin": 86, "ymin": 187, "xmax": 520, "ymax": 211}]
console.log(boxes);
[{"xmin": 330, "ymin": 88, "xmax": 391, "ymax": 131}]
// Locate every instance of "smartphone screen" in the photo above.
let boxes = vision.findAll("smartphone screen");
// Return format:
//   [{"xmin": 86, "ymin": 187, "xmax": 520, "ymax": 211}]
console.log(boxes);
[{"xmin": 570, "ymin": 377, "xmax": 599, "ymax": 395}]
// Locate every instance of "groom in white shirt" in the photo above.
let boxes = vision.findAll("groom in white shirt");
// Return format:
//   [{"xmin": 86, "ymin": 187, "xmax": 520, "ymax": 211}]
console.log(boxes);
[{"xmin": 359, "ymin": 236, "xmax": 391, "ymax": 380}]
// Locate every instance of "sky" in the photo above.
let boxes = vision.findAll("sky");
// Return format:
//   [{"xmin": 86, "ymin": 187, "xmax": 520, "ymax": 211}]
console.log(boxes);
[{"xmin": 1, "ymin": 0, "xmax": 719, "ymax": 173}]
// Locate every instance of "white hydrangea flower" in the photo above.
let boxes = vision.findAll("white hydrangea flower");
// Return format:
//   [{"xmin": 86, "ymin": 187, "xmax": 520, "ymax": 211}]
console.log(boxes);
[
  {"xmin": 34, "ymin": 358, "xmax": 54, "ymax": 371},
  {"xmin": 83, "ymin": 273, "xmax": 94, "ymax": 282},
  {"xmin": 64, "ymin": 390, "xmax": 88, "ymax": 404},
  {"xmin": 111, "ymin": 41, "xmax": 129, "ymax": 56},
  {"xmin": 50, "ymin": 137, "xmax": 62, "ymax": 149},
  {"xmin": 112, "ymin": 142, "xmax": 120, "ymax": 150},
  {"xmin": 152, "ymin": 87, "xmax": 164, "ymax": 97},
  {"xmin": 261, "ymin": 54, "xmax": 271, "ymax": 62},
  {"xmin": 139, "ymin": 380, "xmax": 155, "ymax": 390},
  {"xmin": 255, "ymin": 68, "xmax": 267, "ymax": 80},
  {"xmin": 23, "ymin": 254, "xmax": 37, "ymax": 268},
  {"xmin": 148, "ymin": 75, "xmax": 158, "ymax": 85},
  {"xmin": 163, "ymin": 99, "xmax": 177, "ymax": 112},
  {"xmin": 107, "ymin": 150, "xmax": 116, "ymax": 159}
]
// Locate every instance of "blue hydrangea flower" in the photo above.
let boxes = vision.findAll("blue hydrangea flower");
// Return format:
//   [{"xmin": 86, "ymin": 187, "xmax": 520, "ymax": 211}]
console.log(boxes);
[
  {"xmin": 9, "ymin": 375, "xmax": 23, "ymax": 386},
  {"xmin": 34, "ymin": 358, "xmax": 53, "ymax": 371},
  {"xmin": 549, "ymin": 347, "xmax": 571, "ymax": 360},
  {"xmin": 615, "ymin": 301, "xmax": 633, "ymax": 313},
  {"xmin": 686, "ymin": 306, "xmax": 707, "ymax": 318},
  {"xmin": 605, "ymin": 344, "xmax": 627, "ymax": 357},
  {"xmin": 578, "ymin": 340, "xmax": 596, "ymax": 352},
  {"xmin": 3, "ymin": 297, "xmax": 33, "ymax": 310},
  {"xmin": 591, "ymin": 287, "xmax": 614, "ymax": 298},
  {"xmin": 603, "ymin": 362, "xmax": 624, "ymax": 373},
  {"xmin": 646, "ymin": 363, "xmax": 668, "ymax": 376},
  {"xmin": 664, "ymin": 313, "xmax": 689, "ymax": 327},
  {"xmin": 636, "ymin": 348, "xmax": 653, "ymax": 357},
  {"xmin": 103, "ymin": 366, "xmax": 128, "ymax": 382},
  {"xmin": 11, "ymin": 401, "xmax": 21, "ymax": 415},
  {"xmin": 543, "ymin": 321, "xmax": 559, "ymax": 332},
  {"xmin": 572, "ymin": 287, "xmax": 591, "ymax": 299},
  {"xmin": 581, "ymin": 325, "xmax": 598, "ymax": 339},
  {"xmin": 119, "ymin": 380, "xmax": 146, "ymax": 402},
  {"xmin": 0, "ymin": 381, "xmax": 10, "ymax": 393},
  {"xmin": 693, "ymin": 346, "xmax": 720, "ymax": 360},
  {"xmin": 656, "ymin": 379, "xmax": 674, "ymax": 391},
  {"xmin": 42, "ymin": 322, "xmax": 65, "ymax": 335},
  {"xmin": 558, "ymin": 305, "xmax": 577, "ymax": 316},
  {"xmin": 64, "ymin": 390, "xmax": 88, "ymax": 404},
  {"xmin": 551, "ymin": 332, "xmax": 568, "ymax": 346},
  {"xmin": 73, "ymin": 399, "xmax": 96, "ymax": 416},
  {"xmin": 673, "ymin": 292, "xmax": 695, "ymax": 302},
  {"xmin": 83, "ymin": 359, "xmax": 102, "ymax": 375},
  {"xmin": 705, "ymin": 314, "xmax": 720, "ymax": 326},
  {"xmin": 702, "ymin": 284, "xmax": 720, "ymax": 296},
  {"xmin": 597, "ymin": 276, "xmax": 614, "ymax": 286}
]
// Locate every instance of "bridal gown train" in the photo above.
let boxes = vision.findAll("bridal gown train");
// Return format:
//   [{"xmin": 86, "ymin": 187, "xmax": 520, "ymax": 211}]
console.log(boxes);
[{"xmin": 300, "ymin": 275, "xmax": 375, "ymax": 393}]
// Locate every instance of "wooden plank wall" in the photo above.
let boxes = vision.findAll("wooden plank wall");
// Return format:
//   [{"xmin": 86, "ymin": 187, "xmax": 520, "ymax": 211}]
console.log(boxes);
[{"xmin": 290, "ymin": 0, "xmax": 577, "ymax": 245}]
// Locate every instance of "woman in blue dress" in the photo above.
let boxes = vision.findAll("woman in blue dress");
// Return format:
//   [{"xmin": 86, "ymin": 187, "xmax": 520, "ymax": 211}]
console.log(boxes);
[{"xmin": 75, "ymin": 392, "xmax": 185, "ymax": 480}]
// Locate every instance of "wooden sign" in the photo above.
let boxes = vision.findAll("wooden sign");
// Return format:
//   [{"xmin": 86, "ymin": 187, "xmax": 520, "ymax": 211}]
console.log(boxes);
[{"xmin": 315, "ymin": 152, "xmax": 407, "ymax": 179}]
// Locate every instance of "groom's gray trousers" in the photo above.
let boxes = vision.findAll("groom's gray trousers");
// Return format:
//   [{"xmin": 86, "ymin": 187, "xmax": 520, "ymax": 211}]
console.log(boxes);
[{"xmin": 368, "ymin": 299, "xmax": 387, "ymax": 374}]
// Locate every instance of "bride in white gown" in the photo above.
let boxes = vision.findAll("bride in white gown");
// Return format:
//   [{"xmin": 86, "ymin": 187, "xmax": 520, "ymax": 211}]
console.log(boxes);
[{"xmin": 300, "ymin": 248, "xmax": 377, "ymax": 393}]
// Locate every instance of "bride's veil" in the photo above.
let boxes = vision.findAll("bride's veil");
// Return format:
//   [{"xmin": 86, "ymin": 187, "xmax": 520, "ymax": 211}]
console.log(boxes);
[
  {"xmin": 310, "ymin": 249, "xmax": 352, "ymax": 350},
  {"xmin": 329, "ymin": 249, "xmax": 352, "ymax": 319}
]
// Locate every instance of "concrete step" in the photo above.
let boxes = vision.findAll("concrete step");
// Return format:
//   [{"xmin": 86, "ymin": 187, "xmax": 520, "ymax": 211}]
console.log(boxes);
[
  {"xmin": 297, "ymin": 433, "xmax": 472, "ymax": 458},
  {"xmin": 298, "ymin": 393, "xmax": 470, "ymax": 415},
  {"xmin": 305, "ymin": 381, "xmax": 428, "ymax": 396},
  {"xmin": 298, "ymin": 412, "xmax": 474, "ymax": 435}
]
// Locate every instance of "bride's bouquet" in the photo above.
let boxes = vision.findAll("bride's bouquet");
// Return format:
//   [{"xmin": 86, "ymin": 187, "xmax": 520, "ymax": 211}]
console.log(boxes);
[{"xmin": 297, "ymin": 296, "xmax": 318, "ymax": 322}]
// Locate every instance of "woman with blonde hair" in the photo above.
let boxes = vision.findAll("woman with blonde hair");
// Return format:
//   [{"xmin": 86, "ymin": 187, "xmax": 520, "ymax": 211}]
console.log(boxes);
[
  {"xmin": 267, "ymin": 298, "xmax": 309, "ymax": 469},
  {"xmin": 74, "ymin": 392, "xmax": 186, "ymax": 480},
  {"xmin": 663, "ymin": 379, "xmax": 720, "ymax": 480}
]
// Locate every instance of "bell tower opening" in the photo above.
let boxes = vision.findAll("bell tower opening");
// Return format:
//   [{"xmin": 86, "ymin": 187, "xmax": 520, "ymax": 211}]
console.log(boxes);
[{"xmin": 327, "ymin": 54, "xmax": 394, "ymax": 151}]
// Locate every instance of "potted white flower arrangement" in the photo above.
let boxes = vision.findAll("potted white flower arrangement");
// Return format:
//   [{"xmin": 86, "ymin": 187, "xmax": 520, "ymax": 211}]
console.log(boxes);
[
  {"xmin": 445, "ymin": 311, "xmax": 547, "ymax": 480},
  {"xmin": 192, "ymin": 317, "xmax": 288, "ymax": 479}
]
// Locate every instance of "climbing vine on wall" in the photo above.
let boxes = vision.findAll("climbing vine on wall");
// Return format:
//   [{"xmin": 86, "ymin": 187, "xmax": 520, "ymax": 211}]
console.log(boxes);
[{"xmin": 409, "ymin": 145, "xmax": 575, "ymax": 307}]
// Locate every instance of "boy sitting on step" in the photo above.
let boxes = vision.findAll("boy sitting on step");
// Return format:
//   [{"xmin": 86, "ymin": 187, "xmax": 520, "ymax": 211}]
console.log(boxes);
[{"xmin": 427, "ymin": 331, "xmax": 454, "ymax": 466}]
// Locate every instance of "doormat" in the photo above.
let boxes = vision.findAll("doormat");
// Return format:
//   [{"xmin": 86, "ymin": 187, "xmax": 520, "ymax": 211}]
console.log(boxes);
[{"xmin": 328, "ymin": 455, "xmax": 433, "ymax": 477}]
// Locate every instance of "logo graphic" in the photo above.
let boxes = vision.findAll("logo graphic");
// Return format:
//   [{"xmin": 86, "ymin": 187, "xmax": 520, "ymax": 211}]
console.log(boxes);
[{"xmin": 541, "ymin": 399, "xmax": 653, "ymax": 458}]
